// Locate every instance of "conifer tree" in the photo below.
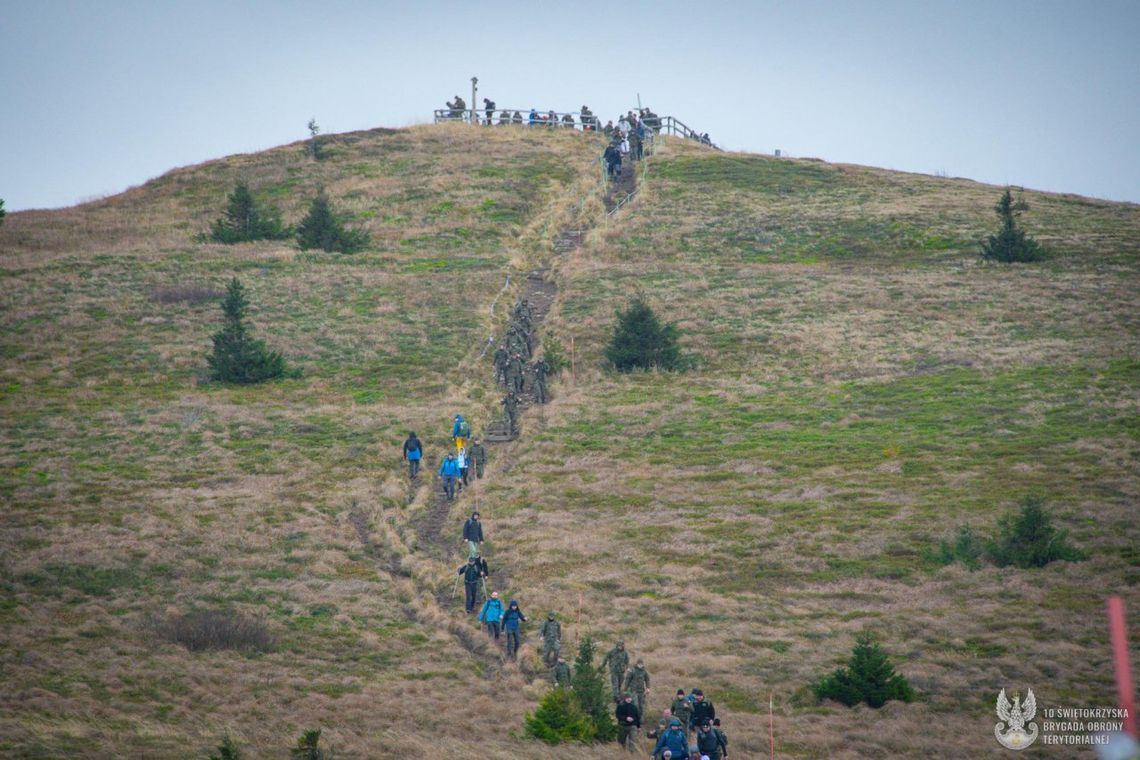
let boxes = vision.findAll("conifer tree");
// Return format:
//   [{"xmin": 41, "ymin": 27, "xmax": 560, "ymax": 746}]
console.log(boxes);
[
  {"xmin": 813, "ymin": 632, "xmax": 914, "ymax": 708},
  {"xmin": 296, "ymin": 190, "xmax": 369, "ymax": 253},
  {"xmin": 207, "ymin": 278, "xmax": 286, "ymax": 384},
  {"xmin": 605, "ymin": 297, "xmax": 683, "ymax": 372},
  {"xmin": 981, "ymin": 188, "xmax": 1045, "ymax": 263},
  {"xmin": 209, "ymin": 182, "xmax": 289, "ymax": 243},
  {"xmin": 570, "ymin": 636, "xmax": 619, "ymax": 741},
  {"xmin": 524, "ymin": 687, "xmax": 594, "ymax": 744}
]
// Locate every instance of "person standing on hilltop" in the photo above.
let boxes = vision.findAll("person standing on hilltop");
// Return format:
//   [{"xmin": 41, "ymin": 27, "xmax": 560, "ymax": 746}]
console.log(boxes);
[
  {"xmin": 402, "ymin": 431, "xmax": 422, "ymax": 480},
  {"xmin": 482, "ymin": 97, "xmax": 496, "ymax": 125}
]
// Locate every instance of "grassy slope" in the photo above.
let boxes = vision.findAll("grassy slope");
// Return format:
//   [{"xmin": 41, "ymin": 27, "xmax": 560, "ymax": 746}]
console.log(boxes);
[{"xmin": 1, "ymin": 126, "xmax": 1137, "ymax": 758}]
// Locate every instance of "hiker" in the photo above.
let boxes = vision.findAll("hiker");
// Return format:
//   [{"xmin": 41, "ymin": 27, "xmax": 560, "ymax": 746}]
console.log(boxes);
[
  {"xmin": 468, "ymin": 437, "xmax": 487, "ymax": 479},
  {"xmin": 457, "ymin": 446, "xmax": 469, "ymax": 489},
  {"xmin": 498, "ymin": 110, "xmax": 512, "ymax": 126},
  {"xmin": 452, "ymin": 414, "xmax": 470, "ymax": 452},
  {"xmin": 552, "ymin": 656, "xmax": 571, "ymax": 687},
  {"xmin": 630, "ymin": 129, "xmax": 643, "ymax": 161},
  {"xmin": 689, "ymin": 689, "xmax": 714, "ymax": 731},
  {"xmin": 696, "ymin": 721, "xmax": 725, "ymax": 760},
  {"xmin": 580, "ymin": 105, "xmax": 594, "ymax": 131},
  {"xmin": 532, "ymin": 358, "xmax": 550, "ymax": 404},
  {"xmin": 439, "ymin": 453, "xmax": 460, "ymax": 500},
  {"xmin": 540, "ymin": 611, "xmax": 562, "ymax": 668},
  {"xmin": 652, "ymin": 718, "xmax": 688, "ymax": 760},
  {"xmin": 562, "ymin": 113, "xmax": 575, "ymax": 129},
  {"xmin": 647, "ymin": 709, "xmax": 671, "ymax": 741},
  {"xmin": 402, "ymin": 431, "xmax": 422, "ymax": 479},
  {"xmin": 604, "ymin": 141, "xmax": 622, "ymax": 180},
  {"xmin": 473, "ymin": 552, "xmax": 489, "ymax": 577},
  {"xmin": 712, "ymin": 719, "xmax": 728, "ymax": 758},
  {"xmin": 457, "ymin": 557, "xmax": 484, "ymax": 614},
  {"xmin": 512, "ymin": 111, "xmax": 523, "ymax": 125},
  {"xmin": 478, "ymin": 590, "xmax": 504, "ymax": 639},
  {"xmin": 508, "ymin": 353, "xmax": 525, "ymax": 393},
  {"xmin": 603, "ymin": 120, "xmax": 615, "ymax": 137},
  {"xmin": 493, "ymin": 344, "xmax": 509, "ymax": 386},
  {"xmin": 447, "ymin": 95, "xmax": 466, "ymax": 119},
  {"xmin": 616, "ymin": 692, "xmax": 641, "ymax": 752},
  {"xmin": 601, "ymin": 639, "xmax": 629, "ymax": 701},
  {"xmin": 670, "ymin": 689, "xmax": 694, "ymax": 741},
  {"xmin": 462, "ymin": 511, "xmax": 483, "ymax": 557},
  {"xmin": 528, "ymin": 108, "xmax": 538, "ymax": 126},
  {"xmin": 482, "ymin": 98, "xmax": 496, "ymax": 125},
  {"xmin": 623, "ymin": 660, "xmax": 650, "ymax": 717},
  {"xmin": 502, "ymin": 392, "xmax": 519, "ymax": 437},
  {"xmin": 503, "ymin": 599, "xmax": 528, "ymax": 659}
]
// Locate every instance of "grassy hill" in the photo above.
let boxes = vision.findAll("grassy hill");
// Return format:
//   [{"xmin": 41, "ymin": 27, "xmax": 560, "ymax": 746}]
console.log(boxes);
[{"xmin": 1, "ymin": 123, "xmax": 1137, "ymax": 758}]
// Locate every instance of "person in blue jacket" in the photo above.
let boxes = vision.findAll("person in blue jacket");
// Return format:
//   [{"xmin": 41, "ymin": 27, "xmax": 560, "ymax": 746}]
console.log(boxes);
[
  {"xmin": 402, "ymin": 431, "xmax": 422, "ymax": 479},
  {"xmin": 439, "ymin": 453, "xmax": 461, "ymax": 501},
  {"xmin": 452, "ymin": 414, "xmax": 470, "ymax": 452},
  {"xmin": 652, "ymin": 718, "xmax": 689, "ymax": 759},
  {"xmin": 502, "ymin": 599, "xmax": 528, "ymax": 659},
  {"xmin": 478, "ymin": 590, "xmax": 504, "ymax": 640}
]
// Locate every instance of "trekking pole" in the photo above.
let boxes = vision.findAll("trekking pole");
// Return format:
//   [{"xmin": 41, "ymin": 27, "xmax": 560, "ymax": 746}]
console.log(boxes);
[
  {"xmin": 452, "ymin": 573, "xmax": 460, "ymax": 599},
  {"xmin": 482, "ymin": 576, "xmax": 490, "ymax": 601}
]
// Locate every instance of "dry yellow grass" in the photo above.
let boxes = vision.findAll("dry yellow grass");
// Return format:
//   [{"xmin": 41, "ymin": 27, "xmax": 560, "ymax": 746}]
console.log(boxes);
[{"xmin": 2, "ymin": 124, "xmax": 1137, "ymax": 759}]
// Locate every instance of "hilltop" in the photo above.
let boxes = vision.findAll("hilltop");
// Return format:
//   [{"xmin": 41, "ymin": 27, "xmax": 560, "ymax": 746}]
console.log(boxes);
[{"xmin": 1, "ymin": 123, "xmax": 1137, "ymax": 759}]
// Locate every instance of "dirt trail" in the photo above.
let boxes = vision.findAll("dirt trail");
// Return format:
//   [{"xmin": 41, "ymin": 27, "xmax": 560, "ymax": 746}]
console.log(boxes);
[{"xmin": 347, "ymin": 169, "xmax": 603, "ymax": 677}]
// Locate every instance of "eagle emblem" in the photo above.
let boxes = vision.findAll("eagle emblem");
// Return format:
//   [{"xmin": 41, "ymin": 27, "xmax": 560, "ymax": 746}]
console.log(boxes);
[{"xmin": 994, "ymin": 688, "xmax": 1039, "ymax": 750}]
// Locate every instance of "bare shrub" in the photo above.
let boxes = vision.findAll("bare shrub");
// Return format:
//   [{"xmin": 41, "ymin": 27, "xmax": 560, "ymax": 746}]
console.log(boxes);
[
  {"xmin": 157, "ymin": 609, "xmax": 273, "ymax": 652},
  {"xmin": 148, "ymin": 285, "xmax": 223, "ymax": 304}
]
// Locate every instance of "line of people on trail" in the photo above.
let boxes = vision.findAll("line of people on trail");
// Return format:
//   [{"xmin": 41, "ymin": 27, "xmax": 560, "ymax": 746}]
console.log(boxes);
[
  {"xmin": 405, "ymin": 295, "xmax": 728, "ymax": 757},
  {"xmin": 492, "ymin": 299, "xmax": 549, "ymax": 439}
]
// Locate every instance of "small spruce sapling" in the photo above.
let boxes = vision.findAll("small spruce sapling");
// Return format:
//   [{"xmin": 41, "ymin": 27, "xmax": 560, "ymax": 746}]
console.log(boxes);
[
  {"xmin": 206, "ymin": 278, "xmax": 286, "ymax": 384},
  {"xmin": 981, "ymin": 188, "xmax": 1045, "ymax": 263},
  {"xmin": 296, "ymin": 190, "xmax": 369, "ymax": 253}
]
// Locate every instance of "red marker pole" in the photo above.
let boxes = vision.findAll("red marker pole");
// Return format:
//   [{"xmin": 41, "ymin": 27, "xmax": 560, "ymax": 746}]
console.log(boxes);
[{"xmin": 1107, "ymin": 596, "xmax": 1137, "ymax": 737}]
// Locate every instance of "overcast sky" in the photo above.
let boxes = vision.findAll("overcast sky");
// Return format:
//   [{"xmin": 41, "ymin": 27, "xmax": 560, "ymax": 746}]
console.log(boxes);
[{"xmin": 3, "ymin": 0, "xmax": 1138, "ymax": 211}]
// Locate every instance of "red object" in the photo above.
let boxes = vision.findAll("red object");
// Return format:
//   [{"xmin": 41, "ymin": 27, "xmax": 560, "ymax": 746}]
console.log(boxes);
[{"xmin": 1108, "ymin": 596, "xmax": 1137, "ymax": 737}]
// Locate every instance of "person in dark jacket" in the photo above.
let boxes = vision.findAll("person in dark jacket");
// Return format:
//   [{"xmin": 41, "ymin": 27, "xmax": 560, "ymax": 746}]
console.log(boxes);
[
  {"xmin": 457, "ymin": 557, "xmax": 484, "ymax": 613},
  {"xmin": 603, "ymin": 142, "xmax": 622, "ymax": 180},
  {"xmin": 695, "ymin": 721, "xmax": 724, "ymax": 760},
  {"xmin": 689, "ymin": 689, "xmax": 714, "ymax": 731},
  {"xmin": 482, "ymin": 98, "xmax": 495, "ymax": 125},
  {"xmin": 402, "ymin": 432, "xmax": 422, "ymax": 479},
  {"xmin": 462, "ymin": 511, "xmax": 483, "ymax": 557},
  {"xmin": 652, "ymin": 718, "xmax": 688, "ymax": 759},
  {"xmin": 712, "ymin": 718, "xmax": 728, "ymax": 758},
  {"xmin": 439, "ymin": 453, "xmax": 460, "ymax": 500},
  {"xmin": 615, "ymin": 693, "xmax": 641, "ymax": 752},
  {"xmin": 502, "ymin": 599, "xmax": 527, "ymax": 659}
]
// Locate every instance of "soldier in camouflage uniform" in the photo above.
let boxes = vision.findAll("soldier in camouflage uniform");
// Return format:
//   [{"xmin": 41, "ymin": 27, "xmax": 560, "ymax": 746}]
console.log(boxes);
[
  {"xmin": 601, "ymin": 640, "xmax": 630, "ymax": 701},
  {"xmin": 540, "ymin": 611, "xmax": 562, "ymax": 668},
  {"xmin": 622, "ymin": 660, "xmax": 650, "ymax": 717},
  {"xmin": 492, "ymin": 344, "xmax": 509, "ymax": 387},
  {"xmin": 552, "ymin": 656, "xmax": 571, "ymax": 687},
  {"xmin": 507, "ymin": 353, "xmax": 525, "ymax": 394},
  {"xmin": 532, "ymin": 357, "xmax": 550, "ymax": 404},
  {"xmin": 669, "ymin": 689, "xmax": 694, "ymax": 742},
  {"xmin": 502, "ymin": 392, "xmax": 519, "ymax": 437},
  {"xmin": 468, "ymin": 437, "xmax": 487, "ymax": 479}
]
